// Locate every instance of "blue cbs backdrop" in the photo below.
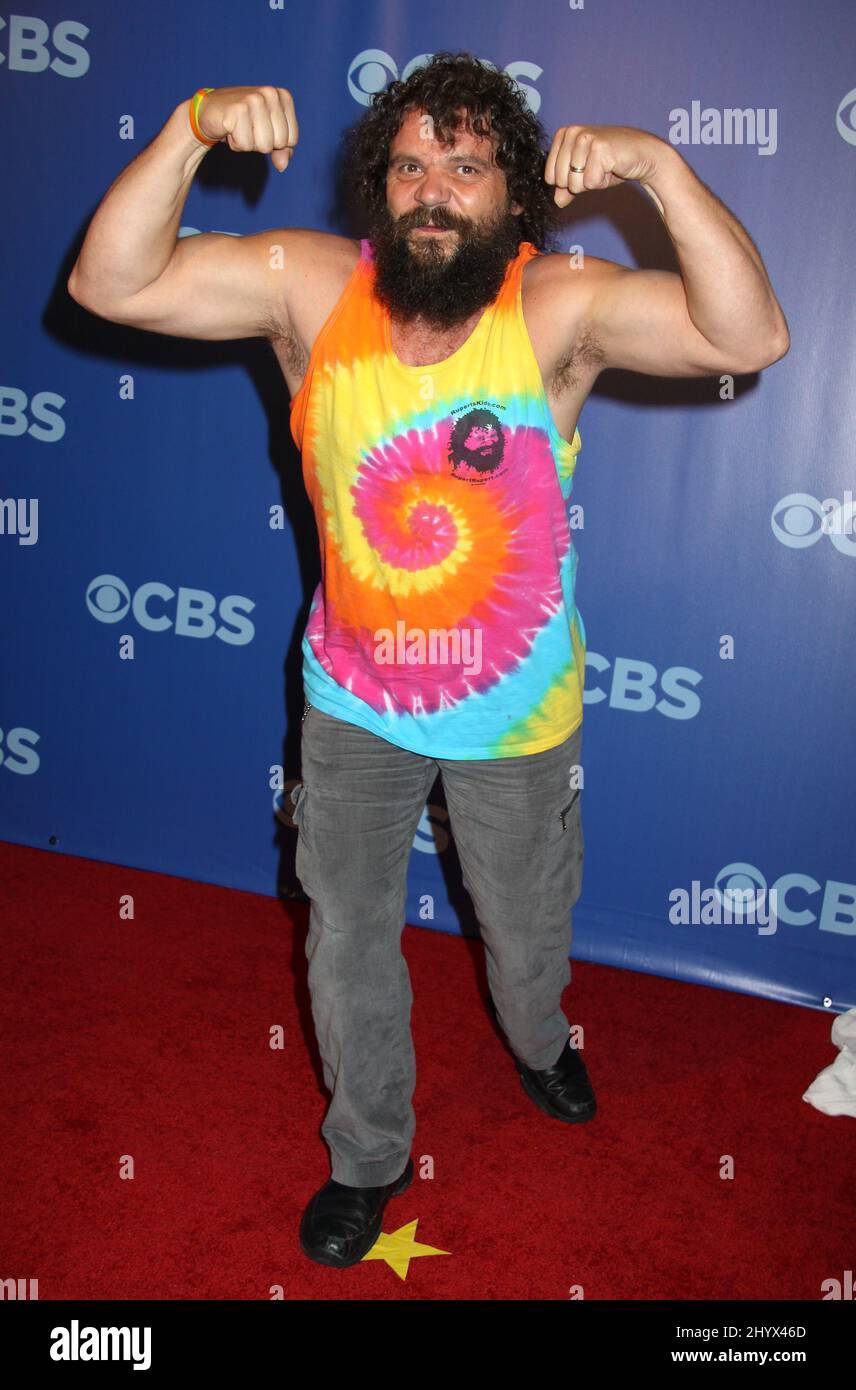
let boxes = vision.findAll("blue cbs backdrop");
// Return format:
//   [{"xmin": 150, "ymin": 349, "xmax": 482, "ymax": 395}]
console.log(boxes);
[{"xmin": 2, "ymin": 1, "xmax": 854, "ymax": 1013}]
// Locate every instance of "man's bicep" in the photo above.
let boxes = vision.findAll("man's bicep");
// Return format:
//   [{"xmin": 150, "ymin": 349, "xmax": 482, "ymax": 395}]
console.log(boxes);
[
  {"xmin": 582, "ymin": 262, "xmax": 738, "ymax": 378},
  {"xmin": 92, "ymin": 228, "xmax": 302, "ymax": 342}
]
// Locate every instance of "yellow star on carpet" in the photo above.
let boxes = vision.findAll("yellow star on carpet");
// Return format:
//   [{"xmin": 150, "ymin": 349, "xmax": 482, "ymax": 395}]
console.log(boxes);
[{"xmin": 361, "ymin": 1219, "xmax": 450, "ymax": 1280}]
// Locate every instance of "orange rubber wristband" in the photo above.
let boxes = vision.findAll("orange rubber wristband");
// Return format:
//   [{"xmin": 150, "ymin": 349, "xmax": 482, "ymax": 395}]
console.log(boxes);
[{"xmin": 189, "ymin": 88, "xmax": 218, "ymax": 147}]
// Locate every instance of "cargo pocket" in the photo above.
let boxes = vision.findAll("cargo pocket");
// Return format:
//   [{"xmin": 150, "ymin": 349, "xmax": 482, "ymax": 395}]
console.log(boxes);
[
  {"xmin": 290, "ymin": 779, "xmax": 307, "ymax": 827},
  {"xmin": 559, "ymin": 788, "xmax": 579, "ymax": 834},
  {"xmin": 290, "ymin": 778, "xmax": 314, "ymax": 896}
]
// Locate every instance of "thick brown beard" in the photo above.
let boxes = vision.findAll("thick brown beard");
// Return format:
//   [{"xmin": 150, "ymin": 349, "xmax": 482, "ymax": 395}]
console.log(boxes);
[{"xmin": 367, "ymin": 201, "xmax": 524, "ymax": 329}]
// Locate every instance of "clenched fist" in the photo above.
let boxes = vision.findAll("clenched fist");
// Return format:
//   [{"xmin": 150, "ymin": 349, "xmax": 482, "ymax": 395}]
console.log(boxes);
[{"xmin": 196, "ymin": 86, "xmax": 298, "ymax": 171}]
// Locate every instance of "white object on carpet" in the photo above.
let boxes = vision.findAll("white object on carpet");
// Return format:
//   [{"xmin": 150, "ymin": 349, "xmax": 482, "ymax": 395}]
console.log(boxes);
[{"xmin": 802, "ymin": 1006, "xmax": 856, "ymax": 1118}]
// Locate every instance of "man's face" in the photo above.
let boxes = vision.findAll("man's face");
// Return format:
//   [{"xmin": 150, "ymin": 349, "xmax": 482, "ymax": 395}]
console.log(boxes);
[
  {"xmin": 367, "ymin": 105, "xmax": 525, "ymax": 329},
  {"xmin": 465, "ymin": 421, "xmax": 500, "ymax": 459}
]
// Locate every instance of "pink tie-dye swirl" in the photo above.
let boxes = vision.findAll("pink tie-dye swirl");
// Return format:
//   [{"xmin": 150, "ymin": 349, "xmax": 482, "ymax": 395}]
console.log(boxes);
[{"xmin": 305, "ymin": 417, "xmax": 570, "ymax": 717}]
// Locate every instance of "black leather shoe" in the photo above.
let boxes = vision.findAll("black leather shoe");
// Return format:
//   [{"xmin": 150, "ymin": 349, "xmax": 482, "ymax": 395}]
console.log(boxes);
[
  {"xmin": 516, "ymin": 1036, "xmax": 597, "ymax": 1123},
  {"xmin": 484, "ymin": 995, "xmax": 597, "ymax": 1124},
  {"xmin": 299, "ymin": 1157, "xmax": 414, "ymax": 1267}
]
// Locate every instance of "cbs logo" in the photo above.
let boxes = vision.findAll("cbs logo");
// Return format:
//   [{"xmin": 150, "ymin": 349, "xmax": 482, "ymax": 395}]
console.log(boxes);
[
  {"xmin": 0, "ymin": 15, "xmax": 90, "ymax": 76},
  {"xmin": 0, "ymin": 386, "xmax": 65, "ymax": 443},
  {"xmin": 0, "ymin": 726, "xmax": 40, "ymax": 775},
  {"xmin": 86, "ymin": 574, "xmax": 255, "ymax": 645},
  {"xmin": 715, "ymin": 862, "xmax": 856, "ymax": 936},
  {"xmin": 584, "ymin": 654, "xmax": 702, "ymax": 719},
  {"xmin": 347, "ymin": 51, "xmax": 543, "ymax": 114},
  {"xmin": 771, "ymin": 493, "xmax": 856, "ymax": 556}
]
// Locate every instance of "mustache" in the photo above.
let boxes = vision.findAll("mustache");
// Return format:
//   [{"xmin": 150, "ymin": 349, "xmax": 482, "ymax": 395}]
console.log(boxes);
[{"xmin": 400, "ymin": 210, "xmax": 464, "ymax": 231}]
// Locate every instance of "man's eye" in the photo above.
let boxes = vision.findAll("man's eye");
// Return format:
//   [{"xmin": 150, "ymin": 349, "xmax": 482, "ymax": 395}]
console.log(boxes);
[{"xmin": 395, "ymin": 163, "xmax": 477, "ymax": 174}]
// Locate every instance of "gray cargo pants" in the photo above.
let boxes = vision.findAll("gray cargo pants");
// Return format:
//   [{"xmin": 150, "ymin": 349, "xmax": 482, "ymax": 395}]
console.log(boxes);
[{"xmin": 289, "ymin": 701, "xmax": 584, "ymax": 1187}]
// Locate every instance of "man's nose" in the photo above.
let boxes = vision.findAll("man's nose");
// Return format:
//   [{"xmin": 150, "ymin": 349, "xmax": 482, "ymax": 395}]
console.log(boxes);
[{"xmin": 414, "ymin": 168, "xmax": 451, "ymax": 204}]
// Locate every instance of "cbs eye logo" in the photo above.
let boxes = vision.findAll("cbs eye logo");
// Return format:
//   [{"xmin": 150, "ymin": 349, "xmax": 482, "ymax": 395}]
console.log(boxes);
[
  {"xmin": 87, "ymin": 575, "xmax": 131, "ymax": 622},
  {"xmin": 347, "ymin": 51, "xmax": 543, "ymax": 114},
  {"xmin": 713, "ymin": 863, "xmax": 769, "ymax": 916},
  {"xmin": 836, "ymin": 88, "xmax": 856, "ymax": 146},
  {"xmin": 347, "ymin": 50, "xmax": 433, "ymax": 105},
  {"xmin": 771, "ymin": 493, "xmax": 856, "ymax": 556}
]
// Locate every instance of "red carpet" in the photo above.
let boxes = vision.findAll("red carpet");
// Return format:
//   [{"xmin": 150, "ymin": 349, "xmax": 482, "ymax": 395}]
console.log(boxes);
[{"xmin": 1, "ymin": 839, "xmax": 853, "ymax": 1300}]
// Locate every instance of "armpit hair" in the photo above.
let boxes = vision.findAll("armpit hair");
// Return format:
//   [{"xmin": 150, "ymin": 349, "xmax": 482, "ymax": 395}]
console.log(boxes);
[
  {"xmin": 551, "ymin": 322, "xmax": 607, "ymax": 395},
  {"xmin": 263, "ymin": 308, "xmax": 308, "ymax": 378}
]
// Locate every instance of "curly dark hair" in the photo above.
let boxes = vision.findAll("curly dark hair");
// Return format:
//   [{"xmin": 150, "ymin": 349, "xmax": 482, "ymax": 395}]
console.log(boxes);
[{"xmin": 345, "ymin": 51, "xmax": 560, "ymax": 252}]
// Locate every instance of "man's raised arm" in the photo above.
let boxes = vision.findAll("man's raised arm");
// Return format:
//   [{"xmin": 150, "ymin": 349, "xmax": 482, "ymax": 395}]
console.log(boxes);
[
  {"xmin": 543, "ymin": 123, "xmax": 790, "ymax": 378},
  {"xmin": 66, "ymin": 86, "xmax": 302, "ymax": 341}
]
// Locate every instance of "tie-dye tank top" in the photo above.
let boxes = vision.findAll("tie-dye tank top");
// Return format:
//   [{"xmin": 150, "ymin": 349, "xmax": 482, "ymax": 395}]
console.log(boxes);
[{"xmin": 289, "ymin": 237, "xmax": 585, "ymax": 760}]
